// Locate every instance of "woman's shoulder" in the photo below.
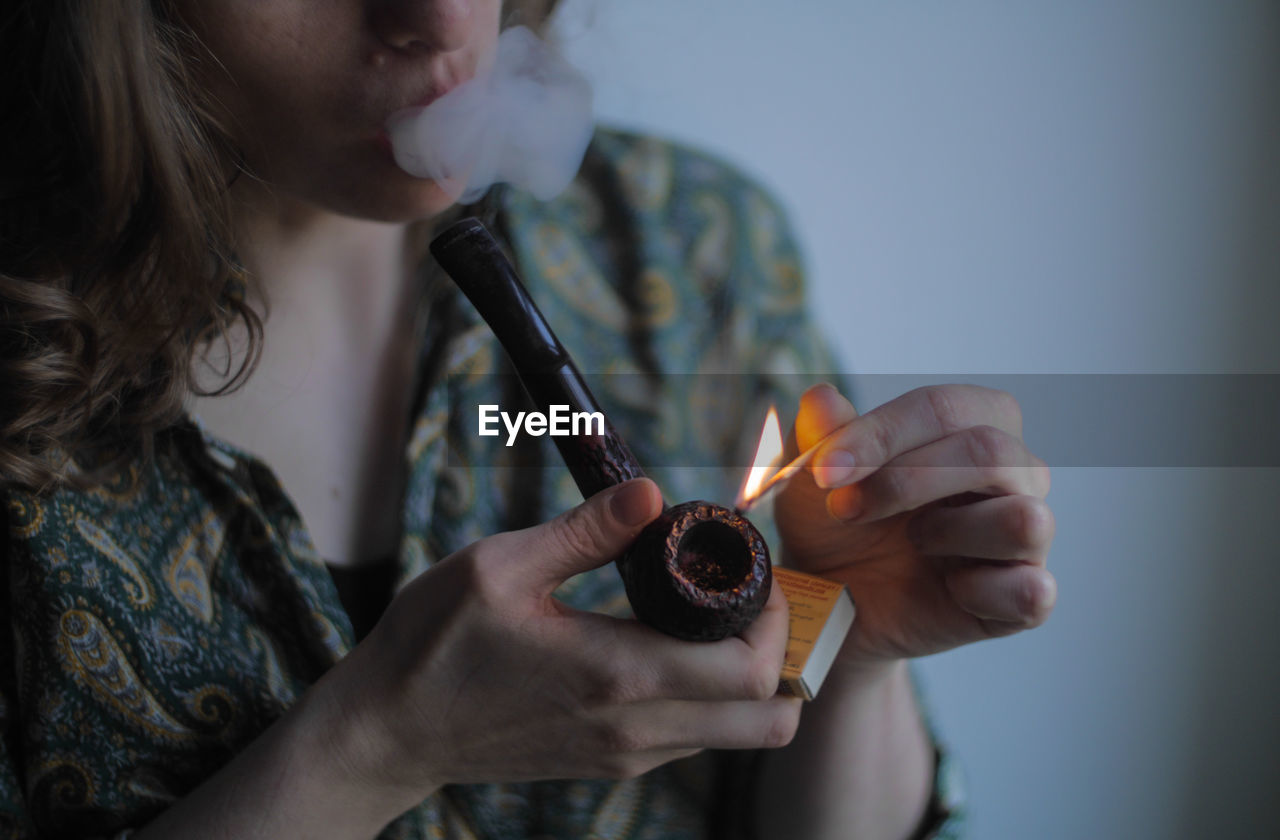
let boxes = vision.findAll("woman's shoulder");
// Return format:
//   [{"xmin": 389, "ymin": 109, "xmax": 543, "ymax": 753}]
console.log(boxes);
[
  {"xmin": 500, "ymin": 126, "xmax": 810, "ymax": 323},
  {"xmin": 2, "ymin": 421, "xmax": 306, "ymax": 574},
  {"xmin": 587, "ymin": 127, "xmax": 787, "ymax": 203},
  {"xmin": 564, "ymin": 126, "xmax": 801, "ymax": 254}
]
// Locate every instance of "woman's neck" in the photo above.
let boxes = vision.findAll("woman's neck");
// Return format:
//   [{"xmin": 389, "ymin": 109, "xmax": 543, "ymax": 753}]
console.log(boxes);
[
  {"xmin": 229, "ymin": 184, "xmax": 417, "ymax": 335},
  {"xmin": 191, "ymin": 186, "xmax": 430, "ymax": 567}
]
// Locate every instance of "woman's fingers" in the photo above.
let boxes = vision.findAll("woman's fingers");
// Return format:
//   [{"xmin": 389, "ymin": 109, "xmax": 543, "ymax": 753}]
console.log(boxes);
[
  {"xmin": 583, "ymin": 696, "xmax": 802, "ymax": 768},
  {"xmin": 570, "ymin": 692, "xmax": 803, "ymax": 781},
  {"xmin": 795, "ymin": 383, "xmax": 859, "ymax": 454},
  {"xmin": 825, "ymin": 425, "xmax": 1049, "ymax": 523},
  {"xmin": 616, "ymin": 696, "xmax": 803, "ymax": 753},
  {"xmin": 944, "ymin": 563, "xmax": 1057, "ymax": 630},
  {"xmin": 493, "ymin": 477, "xmax": 663, "ymax": 596},
  {"xmin": 810, "ymin": 384, "xmax": 1025, "ymax": 489},
  {"xmin": 909, "ymin": 494, "xmax": 1055, "ymax": 561},
  {"xmin": 564, "ymin": 580, "xmax": 791, "ymax": 704}
]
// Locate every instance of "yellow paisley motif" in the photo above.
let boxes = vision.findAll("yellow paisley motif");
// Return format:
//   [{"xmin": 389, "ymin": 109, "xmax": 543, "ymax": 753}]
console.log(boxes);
[
  {"xmin": 588, "ymin": 775, "xmax": 645, "ymax": 839},
  {"xmin": 408, "ymin": 407, "xmax": 448, "ymax": 464},
  {"xmin": 637, "ymin": 268, "xmax": 677, "ymax": 328},
  {"xmin": 150, "ymin": 620, "xmax": 188, "ymax": 660},
  {"xmin": 74, "ymin": 516, "xmax": 155, "ymax": 609},
  {"xmin": 310, "ymin": 610, "xmax": 348, "ymax": 661},
  {"xmin": 6, "ymin": 494, "xmax": 45, "ymax": 539},
  {"xmin": 245, "ymin": 626, "xmax": 293, "ymax": 704},
  {"xmin": 726, "ymin": 308, "xmax": 754, "ymax": 368},
  {"xmin": 85, "ymin": 460, "xmax": 142, "ymax": 505},
  {"xmin": 437, "ymin": 442, "xmax": 476, "ymax": 520},
  {"xmin": 690, "ymin": 191, "xmax": 733, "ymax": 291},
  {"xmin": 47, "ymin": 545, "xmax": 69, "ymax": 569},
  {"xmin": 617, "ymin": 137, "xmax": 673, "ymax": 211},
  {"xmin": 55, "ymin": 609, "xmax": 193, "ymax": 741},
  {"xmin": 761, "ymin": 258, "xmax": 805, "ymax": 313},
  {"xmin": 183, "ymin": 684, "xmax": 236, "ymax": 731},
  {"xmin": 534, "ymin": 223, "xmax": 628, "ymax": 332},
  {"xmin": 686, "ymin": 307, "xmax": 751, "ymax": 377},
  {"xmin": 600, "ymin": 359, "xmax": 663, "ymax": 411},
  {"xmin": 561, "ymin": 176, "xmax": 604, "ymax": 232},
  {"xmin": 437, "ymin": 793, "xmax": 482, "ymax": 840},
  {"xmin": 124, "ymin": 767, "xmax": 178, "ymax": 804},
  {"xmin": 747, "ymin": 193, "xmax": 805, "ymax": 313},
  {"xmin": 690, "ymin": 362, "xmax": 747, "ymax": 456},
  {"xmin": 446, "ymin": 324, "xmax": 496, "ymax": 383},
  {"xmin": 654, "ymin": 398, "xmax": 685, "ymax": 453},
  {"xmin": 759, "ymin": 343, "xmax": 808, "ymax": 379},
  {"xmin": 553, "ymin": 471, "xmax": 581, "ymax": 511},
  {"xmin": 31, "ymin": 757, "xmax": 96, "ymax": 808},
  {"xmin": 167, "ymin": 509, "xmax": 223, "ymax": 623},
  {"xmin": 401, "ymin": 534, "xmax": 433, "ymax": 579},
  {"xmin": 747, "ymin": 191, "xmax": 783, "ymax": 256}
]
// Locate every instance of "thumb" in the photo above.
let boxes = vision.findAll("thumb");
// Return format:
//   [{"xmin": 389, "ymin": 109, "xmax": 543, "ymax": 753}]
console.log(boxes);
[
  {"xmin": 796, "ymin": 383, "xmax": 859, "ymax": 447},
  {"xmin": 523, "ymin": 477, "xmax": 663, "ymax": 592},
  {"xmin": 796, "ymin": 383, "xmax": 859, "ymax": 490}
]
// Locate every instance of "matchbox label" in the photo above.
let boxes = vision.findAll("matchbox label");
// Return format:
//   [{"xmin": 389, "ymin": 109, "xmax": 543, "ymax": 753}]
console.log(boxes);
[{"xmin": 775, "ymin": 568, "xmax": 845, "ymax": 675}]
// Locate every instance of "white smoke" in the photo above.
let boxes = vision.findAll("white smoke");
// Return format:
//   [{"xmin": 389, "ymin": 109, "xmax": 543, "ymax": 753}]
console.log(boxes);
[{"xmin": 386, "ymin": 26, "xmax": 594, "ymax": 203}]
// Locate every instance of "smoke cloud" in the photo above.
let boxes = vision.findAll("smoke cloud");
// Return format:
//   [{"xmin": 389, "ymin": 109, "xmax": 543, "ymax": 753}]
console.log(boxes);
[{"xmin": 387, "ymin": 26, "xmax": 594, "ymax": 203}]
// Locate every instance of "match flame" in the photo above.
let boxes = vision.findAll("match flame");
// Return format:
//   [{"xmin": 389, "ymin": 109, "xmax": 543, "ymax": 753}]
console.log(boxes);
[{"xmin": 735, "ymin": 407, "xmax": 785, "ymax": 511}]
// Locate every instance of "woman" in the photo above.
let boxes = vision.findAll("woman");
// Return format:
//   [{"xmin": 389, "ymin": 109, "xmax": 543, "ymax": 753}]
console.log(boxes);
[{"xmin": 0, "ymin": 1, "xmax": 1056, "ymax": 837}]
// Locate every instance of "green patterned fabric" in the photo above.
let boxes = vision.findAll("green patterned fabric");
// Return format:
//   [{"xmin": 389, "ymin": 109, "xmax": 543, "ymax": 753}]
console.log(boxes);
[{"xmin": 0, "ymin": 129, "xmax": 964, "ymax": 838}]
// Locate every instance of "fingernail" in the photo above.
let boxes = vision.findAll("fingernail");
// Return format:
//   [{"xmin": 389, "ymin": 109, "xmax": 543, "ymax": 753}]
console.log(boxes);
[
  {"xmin": 827, "ymin": 487, "xmax": 864, "ymax": 522},
  {"xmin": 814, "ymin": 449, "xmax": 857, "ymax": 489},
  {"xmin": 610, "ymin": 480, "xmax": 657, "ymax": 528}
]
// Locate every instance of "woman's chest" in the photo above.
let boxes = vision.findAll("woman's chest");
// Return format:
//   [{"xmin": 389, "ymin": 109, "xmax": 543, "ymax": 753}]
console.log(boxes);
[{"xmin": 191, "ymin": 321, "xmax": 417, "ymax": 566}]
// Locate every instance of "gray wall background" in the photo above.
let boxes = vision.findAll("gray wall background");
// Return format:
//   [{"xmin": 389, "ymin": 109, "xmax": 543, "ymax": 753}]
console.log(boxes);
[{"xmin": 551, "ymin": 2, "xmax": 1280, "ymax": 837}]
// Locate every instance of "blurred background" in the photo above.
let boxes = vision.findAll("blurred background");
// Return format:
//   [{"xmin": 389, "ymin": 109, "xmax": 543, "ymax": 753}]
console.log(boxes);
[{"xmin": 550, "ymin": 1, "xmax": 1280, "ymax": 837}]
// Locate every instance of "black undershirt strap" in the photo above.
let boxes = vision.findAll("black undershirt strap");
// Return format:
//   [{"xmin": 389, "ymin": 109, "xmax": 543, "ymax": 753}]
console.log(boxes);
[{"xmin": 326, "ymin": 558, "xmax": 398, "ymax": 642}]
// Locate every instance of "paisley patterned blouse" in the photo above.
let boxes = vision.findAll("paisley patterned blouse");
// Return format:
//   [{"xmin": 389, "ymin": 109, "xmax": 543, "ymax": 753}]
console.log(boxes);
[{"xmin": 0, "ymin": 130, "xmax": 964, "ymax": 838}]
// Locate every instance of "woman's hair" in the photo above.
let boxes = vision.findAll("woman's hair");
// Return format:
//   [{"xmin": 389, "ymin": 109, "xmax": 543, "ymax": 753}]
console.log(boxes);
[
  {"xmin": 0, "ymin": 0, "xmax": 557, "ymax": 492},
  {"xmin": 1, "ymin": 0, "xmax": 250, "ymax": 491}
]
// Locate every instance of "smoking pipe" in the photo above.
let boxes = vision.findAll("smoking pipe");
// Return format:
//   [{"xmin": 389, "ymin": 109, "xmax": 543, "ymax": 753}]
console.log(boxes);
[{"xmin": 430, "ymin": 217, "xmax": 771, "ymax": 641}]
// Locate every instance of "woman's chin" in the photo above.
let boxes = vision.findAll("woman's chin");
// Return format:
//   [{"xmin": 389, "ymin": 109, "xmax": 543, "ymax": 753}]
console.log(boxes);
[
  {"xmin": 335, "ymin": 174, "xmax": 472, "ymax": 223},
  {"xmin": 233, "ymin": 151, "xmax": 480, "ymax": 225}
]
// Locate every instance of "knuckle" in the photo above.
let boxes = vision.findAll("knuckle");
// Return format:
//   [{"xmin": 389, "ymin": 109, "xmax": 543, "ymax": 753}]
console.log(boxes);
[
  {"xmin": 923, "ymin": 386, "xmax": 966, "ymax": 436},
  {"xmin": 586, "ymin": 658, "xmax": 643, "ymax": 707},
  {"xmin": 866, "ymin": 415, "xmax": 897, "ymax": 465},
  {"xmin": 1008, "ymin": 498, "xmax": 1055, "ymax": 551},
  {"xmin": 1016, "ymin": 574, "xmax": 1056, "ymax": 628},
  {"xmin": 872, "ymin": 464, "xmax": 911, "ymax": 508},
  {"xmin": 452, "ymin": 545, "xmax": 508, "ymax": 604},
  {"xmin": 763, "ymin": 703, "xmax": 801, "ymax": 748},
  {"xmin": 964, "ymin": 424, "xmax": 1013, "ymax": 467},
  {"xmin": 599, "ymin": 719, "xmax": 649, "ymax": 756},
  {"xmin": 743, "ymin": 657, "xmax": 780, "ymax": 702},
  {"xmin": 988, "ymin": 388, "xmax": 1023, "ymax": 432},
  {"xmin": 1032, "ymin": 457, "xmax": 1052, "ymax": 496},
  {"xmin": 547, "ymin": 508, "xmax": 606, "ymax": 564}
]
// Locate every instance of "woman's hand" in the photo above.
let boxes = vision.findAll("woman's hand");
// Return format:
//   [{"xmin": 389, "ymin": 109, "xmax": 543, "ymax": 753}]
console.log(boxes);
[
  {"xmin": 775, "ymin": 384, "xmax": 1057, "ymax": 675},
  {"xmin": 320, "ymin": 478, "xmax": 800, "ymax": 810}
]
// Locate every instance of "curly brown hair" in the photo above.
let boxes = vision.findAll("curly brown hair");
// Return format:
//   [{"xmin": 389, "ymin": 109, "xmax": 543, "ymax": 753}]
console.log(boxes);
[
  {"xmin": 0, "ymin": 0, "xmax": 558, "ymax": 492},
  {"xmin": 1, "ymin": 0, "xmax": 256, "ymax": 491}
]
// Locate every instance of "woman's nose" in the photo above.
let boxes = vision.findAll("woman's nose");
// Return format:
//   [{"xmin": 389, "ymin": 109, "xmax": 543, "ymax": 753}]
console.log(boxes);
[{"xmin": 369, "ymin": 0, "xmax": 476, "ymax": 53}]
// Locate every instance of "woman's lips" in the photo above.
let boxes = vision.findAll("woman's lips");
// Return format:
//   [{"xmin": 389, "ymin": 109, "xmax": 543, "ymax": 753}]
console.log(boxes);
[
  {"xmin": 414, "ymin": 82, "xmax": 458, "ymax": 108},
  {"xmin": 375, "ymin": 85, "xmax": 453, "ymax": 164}
]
